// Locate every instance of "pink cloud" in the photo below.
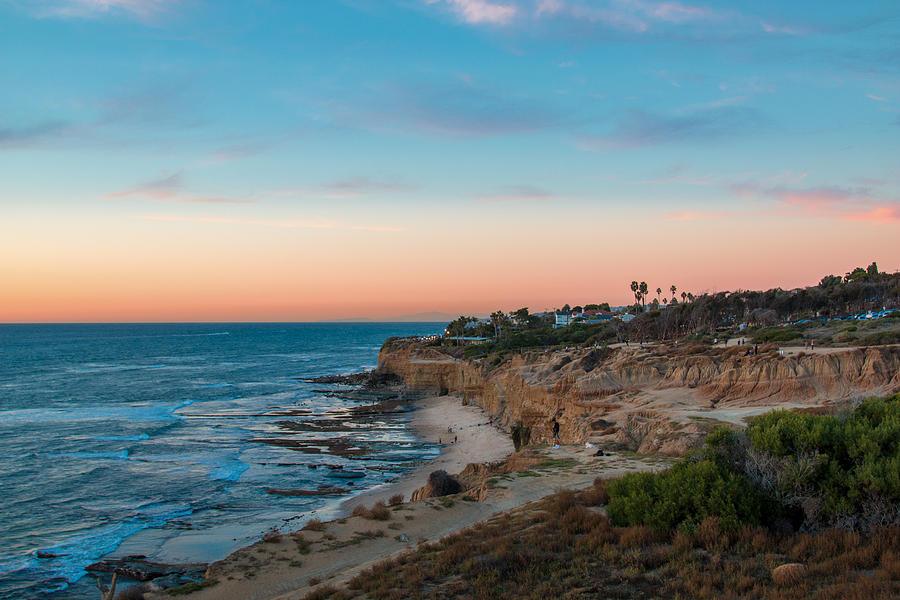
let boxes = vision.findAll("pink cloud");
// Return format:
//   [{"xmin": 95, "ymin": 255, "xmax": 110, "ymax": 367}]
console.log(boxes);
[
  {"xmin": 731, "ymin": 182, "xmax": 898, "ymax": 225},
  {"xmin": 842, "ymin": 206, "xmax": 900, "ymax": 224},
  {"xmin": 108, "ymin": 171, "xmax": 252, "ymax": 204},
  {"xmin": 774, "ymin": 187, "xmax": 862, "ymax": 210}
]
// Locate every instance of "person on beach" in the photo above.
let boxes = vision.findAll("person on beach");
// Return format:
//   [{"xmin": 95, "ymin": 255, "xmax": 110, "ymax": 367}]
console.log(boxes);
[{"xmin": 551, "ymin": 418, "xmax": 560, "ymax": 449}]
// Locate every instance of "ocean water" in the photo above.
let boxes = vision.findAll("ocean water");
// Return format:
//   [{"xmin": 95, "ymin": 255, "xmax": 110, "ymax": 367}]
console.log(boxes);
[{"xmin": 0, "ymin": 323, "xmax": 443, "ymax": 599}]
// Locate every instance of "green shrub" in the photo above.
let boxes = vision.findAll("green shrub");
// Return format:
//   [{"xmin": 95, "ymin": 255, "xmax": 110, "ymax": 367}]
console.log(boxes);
[
  {"xmin": 606, "ymin": 458, "xmax": 764, "ymax": 532},
  {"xmin": 857, "ymin": 330, "xmax": 900, "ymax": 346},
  {"xmin": 744, "ymin": 395, "xmax": 900, "ymax": 528}
]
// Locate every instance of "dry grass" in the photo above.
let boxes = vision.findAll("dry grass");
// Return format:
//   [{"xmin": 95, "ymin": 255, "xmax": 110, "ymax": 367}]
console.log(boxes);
[
  {"xmin": 351, "ymin": 501, "xmax": 392, "ymax": 521},
  {"xmin": 303, "ymin": 518, "xmax": 326, "ymax": 532},
  {"xmin": 261, "ymin": 527, "xmax": 282, "ymax": 543},
  {"xmin": 579, "ymin": 477, "xmax": 610, "ymax": 506},
  {"xmin": 772, "ymin": 563, "xmax": 807, "ymax": 587},
  {"xmin": 325, "ymin": 489, "xmax": 900, "ymax": 600},
  {"xmin": 388, "ymin": 494, "xmax": 404, "ymax": 506}
]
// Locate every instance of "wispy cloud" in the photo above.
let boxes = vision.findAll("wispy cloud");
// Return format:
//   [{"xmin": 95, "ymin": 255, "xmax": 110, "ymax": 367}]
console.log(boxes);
[
  {"xmin": 330, "ymin": 79, "xmax": 562, "ymax": 137},
  {"xmin": 579, "ymin": 105, "xmax": 766, "ymax": 149},
  {"xmin": 324, "ymin": 177, "xmax": 417, "ymax": 197},
  {"xmin": 866, "ymin": 93, "xmax": 888, "ymax": 102},
  {"xmin": 138, "ymin": 214, "xmax": 406, "ymax": 231},
  {"xmin": 731, "ymin": 181, "xmax": 900, "ymax": 224},
  {"xmin": 0, "ymin": 121, "xmax": 69, "ymax": 150},
  {"xmin": 1, "ymin": 81, "xmax": 206, "ymax": 155},
  {"xmin": 421, "ymin": 0, "xmax": 810, "ymax": 41},
  {"xmin": 109, "ymin": 171, "xmax": 252, "ymax": 204},
  {"xmin": 98, "ymin": 83, "xmax": 200, "ymax": 127},
  {"xmin": 479, "ymin": 184, "xmax": 557, "ymax": 202},
  {"xmin": 759, "ymin": 20, "xmax": 809, "ymax": 36},
  {"xmin": 272, "ymin": 177, "xmax": 417, "ymax": 200},
  {"xmin": 425, "ymin": 0, "xmax": 518, "ymax": 25},
  {"xmin": 28, "ymin": 0, "xmax": 177, "ymax": 20}
]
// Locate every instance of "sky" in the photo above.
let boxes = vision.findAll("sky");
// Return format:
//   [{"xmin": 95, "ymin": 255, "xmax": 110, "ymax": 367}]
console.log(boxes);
[{"xmin": 1, "ymin": 0, "xmax": 899, "ymax": 322}]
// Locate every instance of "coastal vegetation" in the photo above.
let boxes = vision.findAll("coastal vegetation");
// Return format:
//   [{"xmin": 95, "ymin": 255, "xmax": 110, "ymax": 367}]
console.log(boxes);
[
  {"xmin": 303, "ymin": 397, "xmax": 899, "ymax": 600},
  {"xmin": 432, "ymin": 264, "xmax": 900, "ymax": 357},
  {"xmin": 607, "ymin": 395, "xmax": 900, "ymax": 533}
]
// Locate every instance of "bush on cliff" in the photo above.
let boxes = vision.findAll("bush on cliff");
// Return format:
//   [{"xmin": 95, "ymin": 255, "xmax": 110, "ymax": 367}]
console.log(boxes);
[
  {"xmin": 606, "ymin": 457, "xmax": 766, "ymax": 532},
  {"xmin": 751, "ymin": 326, "xmax": 805, "ymax": 343},
  {"xmin": 607, "ymin": 395, "xmax": 900, "ymax": 534},
  {"xmin": 740, "ymin": 395, "xmax": 900, "ymax": 530}
]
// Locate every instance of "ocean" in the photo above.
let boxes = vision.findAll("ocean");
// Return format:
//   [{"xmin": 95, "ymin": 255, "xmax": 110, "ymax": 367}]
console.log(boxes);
[{"xmin": 0, "ymin": 322, "xmax": 443, "ymax": 599}]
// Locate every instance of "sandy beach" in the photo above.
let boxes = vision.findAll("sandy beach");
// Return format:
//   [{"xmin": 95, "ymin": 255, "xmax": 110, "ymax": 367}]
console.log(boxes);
[
  {"xmin": 155, "ymin": 395, "xmax": 662, "ymax": 600},
  {"xmin": 341, "ymin": 395, "xmax": 514, "ymax": 514}
]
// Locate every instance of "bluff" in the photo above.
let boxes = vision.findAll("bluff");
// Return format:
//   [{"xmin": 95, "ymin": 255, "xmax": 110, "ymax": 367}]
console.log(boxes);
[{"xmin": 376, "ymin": 342, "xmax": 900, "ymax": 456}]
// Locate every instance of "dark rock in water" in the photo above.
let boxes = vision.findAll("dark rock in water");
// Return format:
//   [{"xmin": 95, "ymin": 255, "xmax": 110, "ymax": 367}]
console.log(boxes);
[
  {"xmin": 301, "ymin": 372, "xmax": 372, "ymax": 385},
  {"xmin": 35, "ymin": 551, "xmax": 65, "ymax": 559},
  {"xmin": 327, "ymin": 470, "xmax": 365, "ymax": 479},
  {"xmin": 364, "ymin": 371, "xmax": 403, "ymax": 389},
  {"xmin": 301, "ymin": 370, "xmax": 403, "ymax": 390},
  {"xmin": 85, "ymin": 556, "xmax": 206, "ymax": 583}
]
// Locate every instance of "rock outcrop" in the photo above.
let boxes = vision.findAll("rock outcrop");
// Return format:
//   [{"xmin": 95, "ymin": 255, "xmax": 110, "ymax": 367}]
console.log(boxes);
[
  {"xmin": 377, "ymin": 342, "xmax": 900, "ymax": 456},
  {"xmin": 409, "ymin": 470, "xmax": 462, "ymax": 501}
]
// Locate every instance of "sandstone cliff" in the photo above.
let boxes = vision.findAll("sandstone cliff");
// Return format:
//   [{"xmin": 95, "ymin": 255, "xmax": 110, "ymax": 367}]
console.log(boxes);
[{"xmin": 377, "ymin": 342, "xmax": 900, "ymax": 456}]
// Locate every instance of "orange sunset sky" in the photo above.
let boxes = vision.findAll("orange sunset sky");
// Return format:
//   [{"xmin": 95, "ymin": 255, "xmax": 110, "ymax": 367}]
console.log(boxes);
[{"xmin": 2, "ymin": 1, "xmax": 899, "ymax": 322}]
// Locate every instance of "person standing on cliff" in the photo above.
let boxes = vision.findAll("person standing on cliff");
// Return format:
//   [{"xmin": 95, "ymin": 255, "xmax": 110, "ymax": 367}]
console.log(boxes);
[{"xmin": 551, "ymin": 418, "xmax": 560, "ymax": 449}]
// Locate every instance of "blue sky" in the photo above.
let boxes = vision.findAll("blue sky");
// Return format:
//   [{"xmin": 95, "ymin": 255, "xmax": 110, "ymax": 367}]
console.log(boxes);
[{"xmin": 1, "ymin": 0, "xmax": 899, "ymax": 321}]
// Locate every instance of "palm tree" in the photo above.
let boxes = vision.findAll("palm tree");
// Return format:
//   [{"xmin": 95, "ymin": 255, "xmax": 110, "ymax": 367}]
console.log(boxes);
[
  {"xmin": 639, "ymin": 282, "xmax": 648, "ymax": 308},
  {"xmin": 670, "ymin": 285, "xmax": 677, "ymax": 301},
  {"xmin": 681, "ymin": 291, "xmax": 687, "ymax": 304},
  {"xmin": 630, "ymin": 281, "xmax": 640, "ymax": 306},
  {"xmin": 656, "ymin": 287, "xmax": 662, "ymax": 304}
]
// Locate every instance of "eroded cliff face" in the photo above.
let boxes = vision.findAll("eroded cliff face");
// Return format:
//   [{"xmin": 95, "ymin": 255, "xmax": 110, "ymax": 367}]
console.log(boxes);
[{"xmin": 377, "ymin": 342, "xmax": 900, "ymax": 456}]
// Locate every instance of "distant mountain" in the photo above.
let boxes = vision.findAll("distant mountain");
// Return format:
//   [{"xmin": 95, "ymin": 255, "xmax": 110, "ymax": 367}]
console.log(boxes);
[
  {"xmin": 322, "ymin": 317, "xmax": 375, "ymax": 322},
  {"xmin": 386, "ymin": 312, "xmax": 471, "ymax": 323},
  {"xmin": 321, "ymin": 312, "xmax": 488, "ymax": 323}
]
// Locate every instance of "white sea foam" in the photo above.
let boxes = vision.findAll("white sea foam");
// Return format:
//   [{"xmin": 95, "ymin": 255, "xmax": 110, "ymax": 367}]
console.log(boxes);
[
  {"xmin": 0, "ymin": 400, "xmax": 194, "ymax": 426},
  {"xmin": 93, "ymin": 434, "xmax": 150, "ymax": 442}
]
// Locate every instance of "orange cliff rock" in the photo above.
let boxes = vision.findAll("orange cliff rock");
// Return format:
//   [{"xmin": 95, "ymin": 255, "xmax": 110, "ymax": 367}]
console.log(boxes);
[{"xmin": 376, "ymin": 342, "xmax": 900, "ymax": 456}]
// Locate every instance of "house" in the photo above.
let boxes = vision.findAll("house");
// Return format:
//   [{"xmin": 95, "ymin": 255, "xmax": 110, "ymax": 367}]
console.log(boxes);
[
  {"xmin": 580, "ymin": 309, "xmax": 614, "ymax": 322},
  {"xmin": 554, "ymin": 312, "xmax": 573, "ymax": 328},
  {"xmin": 617, "ymin": 313, "xmax": 636, "ymax": 323}
]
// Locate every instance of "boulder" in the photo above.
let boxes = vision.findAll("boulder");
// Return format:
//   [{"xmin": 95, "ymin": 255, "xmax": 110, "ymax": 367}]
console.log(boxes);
[{"xmin": 410, "ymin": 470, "xmax": 461, "ymax": 501}]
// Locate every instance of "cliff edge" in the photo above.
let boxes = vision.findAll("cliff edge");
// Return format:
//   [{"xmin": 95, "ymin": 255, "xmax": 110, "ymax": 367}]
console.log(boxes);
[{"xmin": 376, "ymin": 342, "xmax": 900, "ymax": 455}]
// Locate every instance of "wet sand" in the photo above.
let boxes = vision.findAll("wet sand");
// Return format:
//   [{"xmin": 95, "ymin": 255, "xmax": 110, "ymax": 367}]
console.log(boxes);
[{"xmin": 156, "ymin": 392, "xmax": 661, "ymax": 600}]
